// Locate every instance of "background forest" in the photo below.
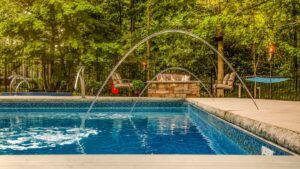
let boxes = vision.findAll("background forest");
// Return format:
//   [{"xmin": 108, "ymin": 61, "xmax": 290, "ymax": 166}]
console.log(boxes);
[{"xmin": 0, "ymin": 0, "xmax": 299, "ymax": 99}]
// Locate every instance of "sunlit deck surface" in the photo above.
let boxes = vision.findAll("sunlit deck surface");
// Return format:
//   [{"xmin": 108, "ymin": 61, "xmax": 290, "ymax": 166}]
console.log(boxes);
[
  {"xmin": 0, "ymin": 96, "xmax": 299, "ymax": 168},
  {"xmin": 187, "ymin": 98, "xmax": 300, "ymax": 154},
  {"xmin": 0, "ymin": 155, "xmax": 299, "ymax": 169},
  {"xmin": 187, "ymin": 98, "xmax": 300, "ymax": 133}
]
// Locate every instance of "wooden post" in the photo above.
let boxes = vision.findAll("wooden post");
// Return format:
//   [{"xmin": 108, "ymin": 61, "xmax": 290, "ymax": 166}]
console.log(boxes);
[{"xmin": 238, "ymin": 83, "xmax": 242, "ymax": 98}]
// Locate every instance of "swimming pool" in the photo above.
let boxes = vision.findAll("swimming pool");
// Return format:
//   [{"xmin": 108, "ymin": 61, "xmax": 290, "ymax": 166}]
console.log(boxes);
[{"xmin": 0, "ymin": 101, "xmax": 290, "ymax": 155}]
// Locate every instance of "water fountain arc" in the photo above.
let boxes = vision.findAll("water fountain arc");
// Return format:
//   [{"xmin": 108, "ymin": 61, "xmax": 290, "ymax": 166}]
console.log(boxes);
[
  {"xmin": 74, "ymin": 66, "xmax": 86, "ymax": 98},
  {"xmin": 129, "ymin": 67, "xmax": 214, "ymax": 115},
  {"xmin": 9, "ymin": 75, "xmax": 23, "ymax": 95},
  {"xmin": 15, "ymin": 79, "xmax": 30, "ymax": 93},
  {"xmin": 82, "ymin": 29, "xmax": 259, "ymax": 130},
  {"xmin": 74, "ymin": 66, "xmax": 84, "ymax": 90}
]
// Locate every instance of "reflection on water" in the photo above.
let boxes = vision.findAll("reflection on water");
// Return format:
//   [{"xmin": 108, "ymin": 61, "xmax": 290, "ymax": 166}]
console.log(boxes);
[
  {"xmin": 0, "ymin": 102, "xmax": 288, "ymax": 155},
  {"xmin": 0, "ymin": 127, "xmax": 97, "ymax": 151},
  {"xmin": 0, "ymin": 110, "xmax": 214, "ymax": 154}
]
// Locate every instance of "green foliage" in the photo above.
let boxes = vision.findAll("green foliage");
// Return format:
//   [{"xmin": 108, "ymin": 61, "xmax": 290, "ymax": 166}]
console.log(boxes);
[
  {"xmin": 0, "ymin": 0, "xmax": 299, "ymax": 94},
  {"xmin": 132, "ymin": 79, "xmax": 145, "ymax": 91}
]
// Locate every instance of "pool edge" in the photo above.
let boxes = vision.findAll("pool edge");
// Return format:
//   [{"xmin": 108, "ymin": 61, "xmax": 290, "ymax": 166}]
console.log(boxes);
[
  {"xmin": 0, "ymin": 155, "xmax": 299, "ymax": 169},
  {"xmin": 0, "ymin": 96, "xmax": 184, "ymax": 102},
  {"xmin": 186, "ymin": 99, "xmax": 300, "ymax": 155}
]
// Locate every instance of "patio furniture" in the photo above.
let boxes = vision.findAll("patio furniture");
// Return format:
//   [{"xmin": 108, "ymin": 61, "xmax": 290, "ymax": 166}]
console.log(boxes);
[
  {"xmin": 111, "ymin": 73, "xmax": 133, "ymax": 89},
  {"xmin": 147, "ymin": 74, "xmax": 200, "ymax": 98},
  {"xmin": 244, "ymin": 76, "xmax": 290, "ymax": 83},
  {"xmin": 242, "ymin": 76, "xmax": 290, "ymax": 98},
  {"xmin": 213, "ymin": 72, "xmax": 236, "ymax": 96}
]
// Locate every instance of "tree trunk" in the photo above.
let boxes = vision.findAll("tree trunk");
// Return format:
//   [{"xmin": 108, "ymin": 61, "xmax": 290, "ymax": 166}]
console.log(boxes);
[
  {"xmin": 42, "ymin": 61, "xmax": 48, "ymax": 92},
  {"xmin": 4, "ymin": 57, "xmax": 7, "ymax": 92},
  {"xmin": 48, "ymin": 4, "xmax": 56, "ymax": 91},
  {"xmin": 292, "ymin": 0, "xmax": 298, "ymax": 99},
  {"xmin": 216, "ymin": 24, "xmax": 224, "ymax": 97},
  {"xmin": 59, "ymin": 56, "xmax": 65, "ymax": 91},
  {"xmin": 252, "ymin": 44, "xmax": 257, "ymax": 98},
  {"xmin": 118, "ymin": 0, "xmax": 122, "ymax": 31},
  {"xmin": 48, "ymin": 61, "xmax": 54, "ymax": 91},
  {"xmin": 80, "ymin": 68, "xmax": 86, "ymax": 98},
  {"xmin": 251, "ymin": 10, "xmax": 257, "ymax": 98},
  {"xmin": 146, "ymin": 0, "xmax": 152, "ymax": 81},
  {"xmin": 130, "ymin": 0, "xmax": 135, "ymax": 46}
]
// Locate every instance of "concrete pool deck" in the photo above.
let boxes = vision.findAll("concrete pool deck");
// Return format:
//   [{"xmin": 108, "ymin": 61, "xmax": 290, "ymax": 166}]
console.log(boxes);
[
  {"xmin": 0, "ymin": 96, "xmax": 299, "ymax": 168},
  {"xmin": 187, "ymin": 98, "xmax": 300, "ymax": 154},
  {"xmin": 0, "ymin": 155, "xmax": 299, "ymax": 169},
  {"xmin": 187, "ymin": 98, "xmax": 300, "ymax": 133}
]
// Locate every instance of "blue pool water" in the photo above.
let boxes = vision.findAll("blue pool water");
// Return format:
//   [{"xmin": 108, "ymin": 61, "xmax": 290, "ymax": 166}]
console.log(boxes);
[{"xmin": 0, "ymin": 101, "xmax": 290, "ymax": 155}]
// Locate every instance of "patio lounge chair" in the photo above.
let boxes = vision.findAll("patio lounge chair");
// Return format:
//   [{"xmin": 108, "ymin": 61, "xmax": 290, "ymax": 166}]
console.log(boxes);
[
  {"xmin": 111, "ymin": 73, "xmax": 133, "ymax": 89},
  {"xmin": 213, "ymin": 72, "xmax": 236, "ymax": 96}
]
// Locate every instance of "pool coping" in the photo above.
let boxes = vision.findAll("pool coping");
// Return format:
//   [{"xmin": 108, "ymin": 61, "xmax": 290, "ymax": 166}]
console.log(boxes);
[
  {"xmin": 186, "ymin": 99, "xmax": 300, "ymax": 155},
  {"xmin": 0, "ymin": 96, "xmax": 184, "ymax": 102},
  {"xmin": 187, "ymin": 102, "xmax": 297, "ymax": 155}
]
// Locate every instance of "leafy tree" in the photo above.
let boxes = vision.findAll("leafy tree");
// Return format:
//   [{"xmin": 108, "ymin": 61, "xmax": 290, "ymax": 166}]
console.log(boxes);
[{"xmin": 0, "ymin": 0, "xmax": 299, "ymax": 98}]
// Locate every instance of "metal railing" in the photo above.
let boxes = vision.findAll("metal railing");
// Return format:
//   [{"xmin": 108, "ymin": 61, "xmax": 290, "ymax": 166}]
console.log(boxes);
[{"xmin": 0, "ymin": 58, "xmax": 299, "ymax": 100}]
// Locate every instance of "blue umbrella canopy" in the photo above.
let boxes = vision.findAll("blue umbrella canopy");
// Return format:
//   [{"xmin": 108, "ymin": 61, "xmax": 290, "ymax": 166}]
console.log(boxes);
[{"xmin": 244, "ymin": 77, "xmax": 290, "ymax": 84}]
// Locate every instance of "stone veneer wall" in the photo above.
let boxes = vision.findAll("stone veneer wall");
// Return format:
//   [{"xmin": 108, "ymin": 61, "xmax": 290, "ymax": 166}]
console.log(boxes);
[{"xmin": 147, "ymin": 81, "xmax": 200, "ymax": 98}]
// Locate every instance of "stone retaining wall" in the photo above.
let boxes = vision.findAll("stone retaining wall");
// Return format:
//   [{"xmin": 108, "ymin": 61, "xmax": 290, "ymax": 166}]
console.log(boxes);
[{"xmin": 147, "ymin": 81, "xmax": 200, "ymax": 98}]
